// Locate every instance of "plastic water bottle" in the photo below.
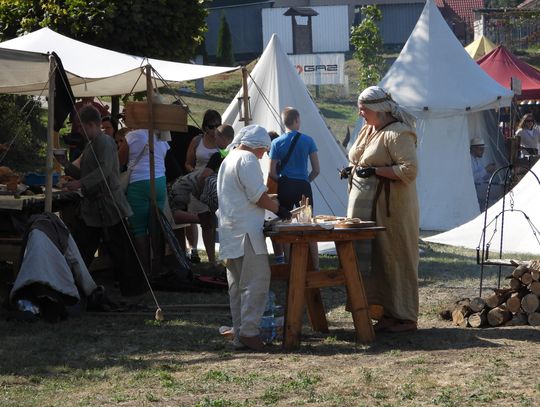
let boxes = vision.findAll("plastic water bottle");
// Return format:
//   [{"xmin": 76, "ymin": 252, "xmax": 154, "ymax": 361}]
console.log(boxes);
[{"xmin": 259, "ymin": 291, "xmax": 276, "ymax": 343}]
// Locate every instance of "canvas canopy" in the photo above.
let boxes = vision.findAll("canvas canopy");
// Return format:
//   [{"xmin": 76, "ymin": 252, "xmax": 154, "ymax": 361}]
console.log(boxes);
[
  {"xmin": 221, "ymin": 34, "xmax": 349, "ymax": 216},
  {"xmin": 0, "ymin": 28, "xmax": 239, "ymax": 96},
  {"xmin": 465, "ymin": 36, "xmax": 497, "ymax": 60},
  {"xmin": 379, "ymin": 0, "xmax": 513, "ymax": 231},
  {"xmin": 477, "ymin": 45, "xmax": 540, "ymax": 100},
  {"xmin": 426, "ymin": 163, "xmax": 540, "ymax": 255},
  {"xmin": 0, "ymin": 47, "xmax": 55, "ymax": 94}
]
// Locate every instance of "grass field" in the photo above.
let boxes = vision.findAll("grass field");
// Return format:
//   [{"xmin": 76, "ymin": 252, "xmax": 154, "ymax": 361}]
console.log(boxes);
[
  {"xmin": 1, "ymin": 242, "xmax": 540, "ymax": 406},
  {"xmin": 2, "ymin": 59, "xmax": 540, "ymax": 406}
]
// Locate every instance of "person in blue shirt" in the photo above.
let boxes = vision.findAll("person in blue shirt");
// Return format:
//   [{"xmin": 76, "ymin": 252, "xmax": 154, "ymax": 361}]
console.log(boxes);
[{"xmin": 269, "ymin": 107, "xmax": 320, "ymax": 268}]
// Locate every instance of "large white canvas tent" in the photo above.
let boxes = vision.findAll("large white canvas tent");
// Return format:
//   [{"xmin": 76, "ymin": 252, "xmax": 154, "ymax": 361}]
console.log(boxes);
[
  {"xmin": 0, "ymin": 47, "xmax": 55, "ymax": 93},
  {"xmin": 221, "ymin": 34, "xmax": 349, "ymax": 216},
  {"xmin": 0, "ymin": 47, "xmax": 73, "ymax": 210},
  {"xmin": 0, "ymin": 28, "xmax": 238, "ymax": 96},
  {"xmin": 379, "ymin": 0, "xmax": 513, "ymax": 231},
  {"xmin": 425, "ymin": 163, "xmax": 540, "ymax": 255}
]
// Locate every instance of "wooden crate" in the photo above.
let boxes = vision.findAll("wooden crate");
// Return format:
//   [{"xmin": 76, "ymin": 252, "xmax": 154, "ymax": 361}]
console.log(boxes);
[{"xmin": 124, "ymin": 102, "xmax": 188, "ymax": 132}]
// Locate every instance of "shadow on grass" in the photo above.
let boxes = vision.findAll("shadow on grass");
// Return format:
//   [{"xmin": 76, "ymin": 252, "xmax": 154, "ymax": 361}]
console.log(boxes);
[{"xmin": 297, "ymin": 326, "xmax": 540, "ymax": 356}]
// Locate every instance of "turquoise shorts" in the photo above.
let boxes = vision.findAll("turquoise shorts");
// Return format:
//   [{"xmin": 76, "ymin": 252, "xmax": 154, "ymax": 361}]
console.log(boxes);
[{"xmin": 127, "ymin": 176, "xmax": 166, "ymax": 237}]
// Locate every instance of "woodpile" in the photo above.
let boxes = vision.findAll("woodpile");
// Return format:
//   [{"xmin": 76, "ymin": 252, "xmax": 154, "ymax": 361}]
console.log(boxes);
[{"xmin": 442, "ymin": 261, "xmax": 540, "ymax": 328}]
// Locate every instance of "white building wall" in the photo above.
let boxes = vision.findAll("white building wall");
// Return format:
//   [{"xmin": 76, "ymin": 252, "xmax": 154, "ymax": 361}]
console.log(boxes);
[{"xmin": 262, "ymin": 5, "xmax": 349, "ymax": 54}]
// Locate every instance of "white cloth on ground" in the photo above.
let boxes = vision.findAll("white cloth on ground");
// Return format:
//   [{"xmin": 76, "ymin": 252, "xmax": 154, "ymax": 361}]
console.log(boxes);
[{"xmin": 10, "ymin": 229, "xmax": 97, "ymax": 302}]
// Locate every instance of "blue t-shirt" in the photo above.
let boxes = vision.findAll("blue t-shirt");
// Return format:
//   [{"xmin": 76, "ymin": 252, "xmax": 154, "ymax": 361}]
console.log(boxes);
[{"xmin": 269, "ymin": 130, "xmax": 318, "ymax": 181}]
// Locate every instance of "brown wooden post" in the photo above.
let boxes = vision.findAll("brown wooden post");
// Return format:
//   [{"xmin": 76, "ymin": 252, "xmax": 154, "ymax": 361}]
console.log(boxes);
[
  {"xmin": 241, "ymin": 67, "xmax": 250, "ymax": 125},
  {"xmin": 145, "ymin": 66, "xmax": 156, "ymax": 206},
  {"xmin": 45, "ymin": 55, "xmax": 56, "ymax": 213}
]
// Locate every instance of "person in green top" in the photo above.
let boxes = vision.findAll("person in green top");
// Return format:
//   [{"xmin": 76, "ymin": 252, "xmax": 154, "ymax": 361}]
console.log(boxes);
[{"xmin": 57, "ymin": 104, "xmax": 147, "ymax": 299}]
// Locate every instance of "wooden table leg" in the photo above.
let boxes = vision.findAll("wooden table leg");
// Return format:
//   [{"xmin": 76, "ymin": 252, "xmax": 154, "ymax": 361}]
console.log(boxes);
[
  {"xmin": 335, "ymin": 240, "xmax": 375, "ymax": 343},
  {"xmin": 283, "ymin": 242, "xmax": 309, "ymax": 349},
  {"xmin": 306, "ymin": 287, "xmax": 329, "ymax": 333},
  {"xmin": 305, "ymin": 244, "xmax": 328, "ymax": 332}
]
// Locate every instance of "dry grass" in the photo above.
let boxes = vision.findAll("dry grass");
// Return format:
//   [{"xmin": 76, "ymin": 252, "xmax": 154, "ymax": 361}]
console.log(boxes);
[{"xmin": 1, "ymin": 242, "xmax": 540, "ymax": 406}]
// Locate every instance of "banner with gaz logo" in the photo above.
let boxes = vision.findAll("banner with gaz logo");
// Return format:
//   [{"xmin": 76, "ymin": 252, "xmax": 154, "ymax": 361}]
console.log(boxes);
[{"xmin": 289, "ymin": 53, "xmax": 345, "ymax": 85}]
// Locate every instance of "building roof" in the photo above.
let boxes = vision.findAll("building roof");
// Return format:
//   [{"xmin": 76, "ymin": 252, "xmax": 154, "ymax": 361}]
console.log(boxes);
[
  {"xmin": 477, "ymin": 45, "xmax": 540, "ymax": 100},
  {"xmin": 283, "ymin": 7, "xmax": 319, "ymax": 17},
  {"xmin": 518, "ymin": 0, "xmax": 540, "ymax": 9},
  {"xmin": 435, "ymin": 0, "xmax": 484, "ymax": 24}
]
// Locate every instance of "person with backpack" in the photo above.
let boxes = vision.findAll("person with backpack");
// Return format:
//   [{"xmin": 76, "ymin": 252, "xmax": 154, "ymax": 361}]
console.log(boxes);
[{"xmin": 268, "ymin": 107, "xmax": 320, "ymax": 268}]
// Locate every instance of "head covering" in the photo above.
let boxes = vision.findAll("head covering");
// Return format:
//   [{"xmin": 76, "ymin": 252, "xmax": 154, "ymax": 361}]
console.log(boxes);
[
  {"xmin": 358, "ymin": 86, "xmax": 416, "ymax": 129},
  {"xmin": 227, "ymin": 124, "xmax": 271, "ymax": 151},
  {"xmin": 470, "ymin": 137, "xmax": 485, "ymax": 146}
]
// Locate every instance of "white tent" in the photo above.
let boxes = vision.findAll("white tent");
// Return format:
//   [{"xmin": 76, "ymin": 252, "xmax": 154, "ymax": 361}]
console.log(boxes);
[
  {"xmin": 221, "ymin": 34, "xmax": 349, "ymax": 216},
  {"xmin": 379, "ymin": 0, "xmax": 513, "ymax": 231},
  {"xmin": 0, "ymin": 28, "xmax": 238, "ymax": 96},
  {"xmin": 425, "ymin": 163, "xmax": 540, "ymax": 255},
  {"xmin": 0, "ymin": 47, "xmax": 54, "ymax": 93}
]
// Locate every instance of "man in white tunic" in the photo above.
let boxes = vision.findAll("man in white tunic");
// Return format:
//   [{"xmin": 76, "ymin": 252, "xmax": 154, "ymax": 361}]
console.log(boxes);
[{"xmin": 217, "ymin": 125, "xmax": 291, "ymax": 351}]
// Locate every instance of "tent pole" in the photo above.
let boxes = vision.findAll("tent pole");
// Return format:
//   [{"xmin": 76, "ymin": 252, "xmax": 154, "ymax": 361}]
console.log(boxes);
[
  {"xmin": 45, "ymin": 55, "xmax": 56, "ymax": 213},
  {"xmin": 241, "ymin": 67, "xmax": 250, "ymax": 125},
  {"xmin": 146, "ymin": 66, "xmax": 156, "ymax": 205}
]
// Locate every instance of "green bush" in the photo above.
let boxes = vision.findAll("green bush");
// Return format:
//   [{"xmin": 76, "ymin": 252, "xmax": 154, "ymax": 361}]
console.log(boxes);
[{"xmin": 0, "ymin": 95, "xmax": 47, "ymax": 172}]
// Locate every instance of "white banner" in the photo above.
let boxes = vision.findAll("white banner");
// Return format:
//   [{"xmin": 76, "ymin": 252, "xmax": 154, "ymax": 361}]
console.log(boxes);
[{"xmin": 289, "ymin": 53, "xmax": 345, "ymax": 85}]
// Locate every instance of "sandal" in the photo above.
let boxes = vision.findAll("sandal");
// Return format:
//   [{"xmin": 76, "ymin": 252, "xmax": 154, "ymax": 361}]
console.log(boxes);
[
  {"xmin": 386, "ymin": 319, "xmax": 417, "ymax": 333},
  {"xmin": 373, "ymin": 316, "xmax": 397, "ymax": 332}
]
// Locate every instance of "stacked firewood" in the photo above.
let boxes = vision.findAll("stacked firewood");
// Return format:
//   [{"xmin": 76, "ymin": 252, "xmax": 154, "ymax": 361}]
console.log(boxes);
[{"xmin": 444, "ymin": 261, "xmax": 540, "ymax": 328}]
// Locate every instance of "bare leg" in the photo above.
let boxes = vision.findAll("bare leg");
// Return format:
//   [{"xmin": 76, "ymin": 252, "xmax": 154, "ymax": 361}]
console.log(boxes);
[
  {"xmin": 173, "ymin": 210, "xmax": 200, "ymax": 225},
  {"xmin": 173, "ymin": 228, "xmax": 186, "ymax": 252},
  {"xmin": 202, "ymin": 226, "xmax": 216, "ymax": 264}
]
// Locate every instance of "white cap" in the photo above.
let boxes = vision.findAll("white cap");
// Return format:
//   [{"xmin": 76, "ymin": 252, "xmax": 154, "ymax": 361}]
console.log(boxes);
[{"xmin": 470, "ymin": 137, "xmax": 485, "ymax": 146}]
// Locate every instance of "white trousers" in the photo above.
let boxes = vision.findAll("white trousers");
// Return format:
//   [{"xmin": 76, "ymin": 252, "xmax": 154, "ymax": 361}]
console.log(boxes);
[{"xmin": 226, "ymin": 235, "xmax": 271, "ymax": 340}]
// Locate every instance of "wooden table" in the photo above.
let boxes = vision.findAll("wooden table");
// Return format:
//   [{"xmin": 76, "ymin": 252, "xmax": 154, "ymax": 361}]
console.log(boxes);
[{"xmin": 266, "ymin": 225, "xmax": 385, "ymax": 349}]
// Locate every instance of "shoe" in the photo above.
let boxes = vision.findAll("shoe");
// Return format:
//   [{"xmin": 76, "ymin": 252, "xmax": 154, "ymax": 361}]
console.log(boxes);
[
  {"xmin": 210, "ymin": 263, "xmax": 227, "ymax": 282},
  {"xmin": 386, "ymin": 320, "xmax": 417, "ymax": 333},
  {"xmin": 239, "ymin": 335, "xmax": 266, "ymax": 351},
  {"xmin": 219, "ymin": 326, "xmax": 234, "ymax": 341},
  {"xmin": 373, "ymin": 316, "xmax": 397, "ymax": 332},
  {"xmin": 190, "ymin": 251, "xmax": 201, "ymax": 264}
]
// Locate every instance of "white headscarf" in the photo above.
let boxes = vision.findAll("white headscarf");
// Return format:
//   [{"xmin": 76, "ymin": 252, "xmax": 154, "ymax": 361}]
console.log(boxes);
[
  {"xmin": 358, "ymin": 86, "xmax": 416, "ymax": 129},
  {"xmin": 227, "ymin": 124, "xmax": 271, "ymax": 151}
]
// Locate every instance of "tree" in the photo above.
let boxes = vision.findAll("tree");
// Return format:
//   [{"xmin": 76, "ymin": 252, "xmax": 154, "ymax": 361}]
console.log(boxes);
[
  {"xmin": 0, "ymin": 95, "xmax": 47, "ymax": 172},
  {"xmin": 350, "ymin": 5, "xmax": 384, "ymax": 91},
  {"xmin": 485, "ymin": 0, "xmax": 521, "ymax": 7},
  {"xmin": 0, "ymin": 0, "xmax": 208, "ymax": 171},
  {"xmin": 216, "ymin": 14, "xmax": 234, "ymax": 66},
  {"xmin": 0, "ymin": 0, "xmax": 208, "ymax": 62}
]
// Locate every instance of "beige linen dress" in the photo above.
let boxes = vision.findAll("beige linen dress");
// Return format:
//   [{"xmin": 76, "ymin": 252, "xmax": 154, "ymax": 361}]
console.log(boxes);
[{"xmin": 347, "ymin": 121, "xmax": 419, "ymax": 322}]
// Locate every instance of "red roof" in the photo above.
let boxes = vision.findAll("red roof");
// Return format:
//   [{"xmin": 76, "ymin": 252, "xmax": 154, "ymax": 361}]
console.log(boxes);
[
  {"xmin": 435, "ymin": 0, "xmax": 484, "ymax": 24},
  {"xmin": 477, "ymin": 46, "xmax": 540, "ymax": 99}
]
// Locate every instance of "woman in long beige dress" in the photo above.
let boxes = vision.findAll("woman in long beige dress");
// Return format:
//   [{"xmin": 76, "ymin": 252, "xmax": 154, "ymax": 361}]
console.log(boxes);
[{"xmin": 345, "ymin": 86, "xmax": 419, "ymax": 333}]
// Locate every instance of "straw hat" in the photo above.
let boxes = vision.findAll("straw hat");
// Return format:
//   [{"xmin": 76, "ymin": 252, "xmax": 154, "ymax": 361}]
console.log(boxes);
[{"xmin": 470, "ymin": 137, "xmax": 485, "ymax": 147}]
